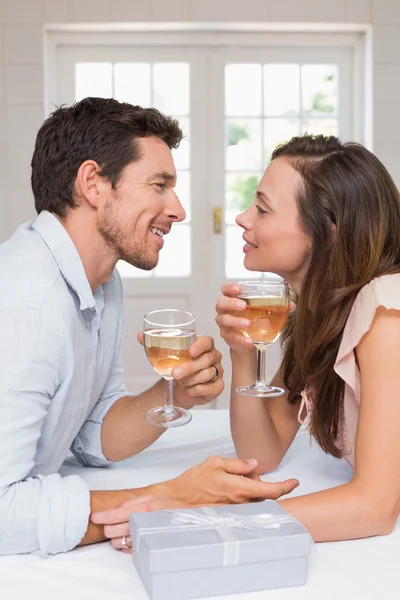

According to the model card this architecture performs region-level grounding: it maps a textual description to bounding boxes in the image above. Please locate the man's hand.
[163,456,299,505]
[91,456,299,552]
[138,332,224,408]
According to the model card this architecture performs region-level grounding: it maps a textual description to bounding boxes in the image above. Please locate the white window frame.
[44,23,372,148]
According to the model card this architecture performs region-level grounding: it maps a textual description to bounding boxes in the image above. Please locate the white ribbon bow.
[171,510,288,531]
[135,507,296,567]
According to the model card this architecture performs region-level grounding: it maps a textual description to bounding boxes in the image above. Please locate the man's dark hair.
[31,97,183,218]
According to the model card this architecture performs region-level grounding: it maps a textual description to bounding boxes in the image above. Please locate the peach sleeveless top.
[297,274,400,468]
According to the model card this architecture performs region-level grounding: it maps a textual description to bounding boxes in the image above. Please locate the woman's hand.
[215,283,254,354]
[91,495,186,554]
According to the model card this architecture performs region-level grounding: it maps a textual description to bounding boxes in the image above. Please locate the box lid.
[130,500,312,574]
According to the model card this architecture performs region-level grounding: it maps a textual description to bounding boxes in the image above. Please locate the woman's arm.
[230,349,301,474]
[216,284,300,475]
[279,306,400,541]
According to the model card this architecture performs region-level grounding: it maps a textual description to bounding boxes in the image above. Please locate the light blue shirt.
[0,211,132,556]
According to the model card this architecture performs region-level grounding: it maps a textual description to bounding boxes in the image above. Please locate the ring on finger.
[121,535,132,549]
[208,365,219,382]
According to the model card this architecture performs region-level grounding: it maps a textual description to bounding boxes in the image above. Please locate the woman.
[216,134,400,541]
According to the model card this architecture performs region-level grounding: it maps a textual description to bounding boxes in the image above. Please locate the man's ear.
[75,160,104,209]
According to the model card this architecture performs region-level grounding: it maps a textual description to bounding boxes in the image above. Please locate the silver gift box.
[129,501,312,600]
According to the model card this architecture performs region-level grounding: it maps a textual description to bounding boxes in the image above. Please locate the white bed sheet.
[1,410,398,600]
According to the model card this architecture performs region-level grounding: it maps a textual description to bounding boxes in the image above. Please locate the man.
[0,98,297,556]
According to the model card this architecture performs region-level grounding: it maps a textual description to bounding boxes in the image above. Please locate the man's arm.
[100,379,167,461]
[97,335,224,462]
[0,307,91,556]
[70,323,168,466]
[73,266,224,465]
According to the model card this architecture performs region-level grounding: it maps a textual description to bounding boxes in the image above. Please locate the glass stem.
[255,345,268,389]
[163,378,175,414]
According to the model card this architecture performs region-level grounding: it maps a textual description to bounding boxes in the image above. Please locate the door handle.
[213,206,223,234]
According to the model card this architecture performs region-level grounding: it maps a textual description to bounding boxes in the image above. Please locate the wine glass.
[234,278,290,397]
[143,309,196,428]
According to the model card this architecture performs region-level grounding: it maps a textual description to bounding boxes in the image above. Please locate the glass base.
[236,384,285,398]
[145,406,192,428]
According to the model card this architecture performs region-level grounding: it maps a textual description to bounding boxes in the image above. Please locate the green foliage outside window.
[231,175,259,211]
[227,72,334,212]
[227,122,249,146]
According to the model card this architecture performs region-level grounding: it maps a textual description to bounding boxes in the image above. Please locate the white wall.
[0,0,398,242]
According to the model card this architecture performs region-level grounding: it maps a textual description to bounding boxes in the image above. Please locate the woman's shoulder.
[335,273,400,369]
[354,273,400,310]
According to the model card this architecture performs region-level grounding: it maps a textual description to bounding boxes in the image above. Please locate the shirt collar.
[31,210,97,312]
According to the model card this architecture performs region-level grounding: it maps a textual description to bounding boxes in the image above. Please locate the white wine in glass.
[144,309,195,427]
[234,279,290,397]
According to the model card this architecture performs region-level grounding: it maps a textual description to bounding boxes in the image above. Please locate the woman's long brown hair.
[272,135,400,457]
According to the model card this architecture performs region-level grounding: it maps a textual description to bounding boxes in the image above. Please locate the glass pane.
[172,118,190,170]
[301,65,338,116]
[301,119,338,136]
[75,63,112,100]
[114,63,151,106]
[154,225,191,277]
[117,260,153,279]
[225,172,261,225]
[175,170,191,222]
[226,225,261,279]
[226,119,262,171]
[264,119,300,163]
[264,64,300,116]
[153,63,190,115]
[225,64,262,116]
